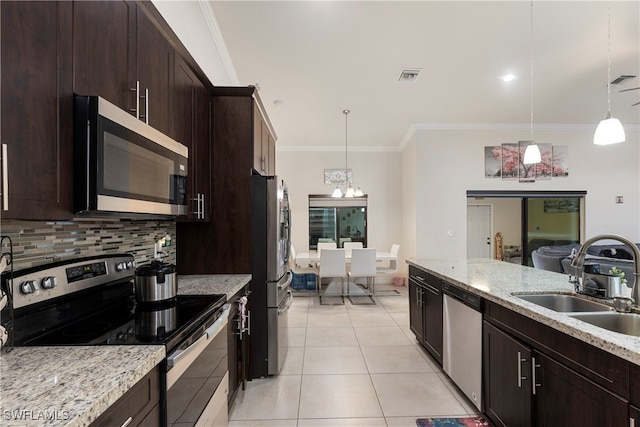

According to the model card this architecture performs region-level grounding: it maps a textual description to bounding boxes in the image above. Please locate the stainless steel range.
[0,254,228,426]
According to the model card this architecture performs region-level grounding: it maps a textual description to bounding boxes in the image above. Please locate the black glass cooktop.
[18,294,226,351]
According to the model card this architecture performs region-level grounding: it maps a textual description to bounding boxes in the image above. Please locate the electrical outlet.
[616,196,624,204]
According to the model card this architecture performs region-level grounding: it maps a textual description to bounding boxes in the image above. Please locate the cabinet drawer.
[90,365,161,427]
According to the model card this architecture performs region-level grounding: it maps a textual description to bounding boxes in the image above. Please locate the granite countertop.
[0,345,165,427]
[178,274,251,299]
[408,258,640,366]
[0,274,250,427]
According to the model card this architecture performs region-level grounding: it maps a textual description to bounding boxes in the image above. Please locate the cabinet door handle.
[1,144,8,211]
[517,351,527,388]
[532,357,541,395]
[631,417,636,427]
[129,80,140,119]
[200,193,205,219]
[145,88,149,124]
[120,417,133,427]
[139,88,149,124]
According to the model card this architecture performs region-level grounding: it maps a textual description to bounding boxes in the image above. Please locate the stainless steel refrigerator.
[250,174,293,377]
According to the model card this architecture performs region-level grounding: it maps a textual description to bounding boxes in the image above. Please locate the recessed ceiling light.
[273,100,285,108]
[502,74,516,82]
[398,68,422,83]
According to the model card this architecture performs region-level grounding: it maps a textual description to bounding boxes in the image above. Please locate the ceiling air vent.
[398,68,422,83]
[611,75,636,85]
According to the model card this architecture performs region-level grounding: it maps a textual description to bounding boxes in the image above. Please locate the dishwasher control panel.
[442,281,482,310]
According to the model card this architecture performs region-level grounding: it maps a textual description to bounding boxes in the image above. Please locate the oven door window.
[98,117,187,206]
[166,323,228,425]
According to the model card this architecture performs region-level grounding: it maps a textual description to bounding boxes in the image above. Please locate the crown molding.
[198,1,240,85]
[276,145,400,153]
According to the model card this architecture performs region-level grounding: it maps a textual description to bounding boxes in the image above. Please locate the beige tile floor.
[229,284,480,427]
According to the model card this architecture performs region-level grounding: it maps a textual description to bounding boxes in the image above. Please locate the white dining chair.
[317,242,337,255]
[289,243,316,274]
[343,241,363,257]
[378,243,400,274]
[348,248,377,304]
[318,248,346,305]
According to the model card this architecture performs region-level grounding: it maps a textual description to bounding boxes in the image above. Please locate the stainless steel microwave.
[74,95,188,217]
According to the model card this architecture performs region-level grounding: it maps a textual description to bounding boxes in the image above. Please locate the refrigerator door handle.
[278,271,293,290]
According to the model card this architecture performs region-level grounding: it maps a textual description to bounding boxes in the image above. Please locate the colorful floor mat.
[416,416,491,427]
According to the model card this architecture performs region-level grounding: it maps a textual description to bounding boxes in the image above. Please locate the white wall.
[407,126,640,260]
[276,149,403,267]
[152,1,237,85]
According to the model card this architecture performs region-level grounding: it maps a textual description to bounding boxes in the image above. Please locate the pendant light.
[594,2,625,145]
[522,0,541,165]
[332,109,363,198]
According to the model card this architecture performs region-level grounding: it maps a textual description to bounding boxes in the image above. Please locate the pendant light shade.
[594,3,625,145]
[523,142,542,164]
[331,184,343,198]
[594,114,626,145]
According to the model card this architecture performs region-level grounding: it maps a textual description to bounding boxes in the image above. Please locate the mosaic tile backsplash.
[0,218,176,271]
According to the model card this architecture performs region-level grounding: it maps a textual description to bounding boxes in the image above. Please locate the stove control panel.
[4,254,135,309]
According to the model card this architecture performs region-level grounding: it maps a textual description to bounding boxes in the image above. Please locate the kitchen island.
[408,258,640,363]
[409,258,640,426]
[0,274,250,427]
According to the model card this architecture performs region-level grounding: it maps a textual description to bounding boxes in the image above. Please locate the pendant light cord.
[343,109,349,183]
[607,1,612,116]
[530,0,534,143]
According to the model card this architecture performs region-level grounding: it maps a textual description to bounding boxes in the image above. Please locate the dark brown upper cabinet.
[0,1,74,220]
[72,1,174,135]
[174,56,210,222]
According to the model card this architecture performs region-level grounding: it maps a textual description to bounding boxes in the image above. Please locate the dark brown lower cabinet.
[483,321,532,427]
[484,301,631,427]
[90,364,160,427]
[533,352,627,427]
[408,266,442,365]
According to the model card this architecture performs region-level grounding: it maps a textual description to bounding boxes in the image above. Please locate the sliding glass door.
[308,196,368,249]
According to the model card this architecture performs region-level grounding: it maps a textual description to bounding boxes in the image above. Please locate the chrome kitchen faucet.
[570,234,640,308]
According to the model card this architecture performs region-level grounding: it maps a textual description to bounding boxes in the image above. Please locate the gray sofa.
[532,243,638,286]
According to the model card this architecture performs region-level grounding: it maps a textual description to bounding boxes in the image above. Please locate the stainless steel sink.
[515,294,614,312]
[567,312,640,336]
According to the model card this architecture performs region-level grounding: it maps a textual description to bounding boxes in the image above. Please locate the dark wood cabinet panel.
[423,274,442,363]
[408,277,424,343]
[483,321,533,427]
[0,1,73,219]
[135,4,173,137]
[407,266,442,364]
[173,56,210,222]
[72,1,135,112]
[90,364,161,427]
[533,351,627,427]
[177,87,261,274]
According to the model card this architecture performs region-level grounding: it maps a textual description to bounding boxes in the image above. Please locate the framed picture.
[324,169,352,184]
[501,143,519,180]
[484,146,501,178]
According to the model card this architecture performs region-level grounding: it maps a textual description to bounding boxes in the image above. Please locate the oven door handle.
[167,304,229,372]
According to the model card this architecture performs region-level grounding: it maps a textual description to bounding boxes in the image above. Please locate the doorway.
[467,190,585,265]
[467,205,492,258]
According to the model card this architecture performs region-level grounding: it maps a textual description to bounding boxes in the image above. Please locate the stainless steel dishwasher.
[442,281,483,411]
